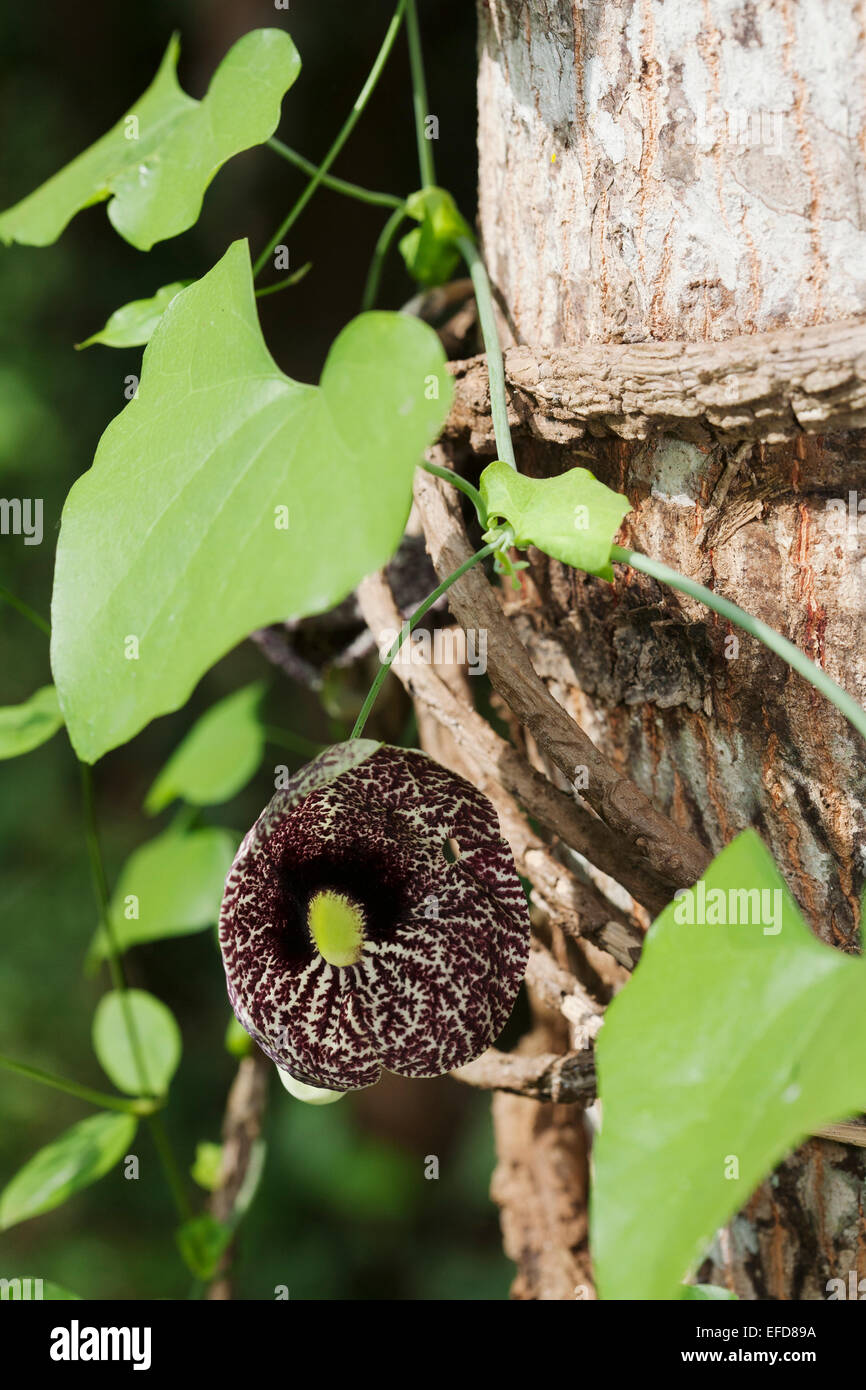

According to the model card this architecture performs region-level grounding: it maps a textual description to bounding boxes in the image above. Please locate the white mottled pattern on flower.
[219,742,530,1090]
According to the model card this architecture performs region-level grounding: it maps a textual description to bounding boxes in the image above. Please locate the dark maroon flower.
[218,740,530,1092]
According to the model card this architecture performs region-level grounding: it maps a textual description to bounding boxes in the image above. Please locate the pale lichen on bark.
[477,0,866,344]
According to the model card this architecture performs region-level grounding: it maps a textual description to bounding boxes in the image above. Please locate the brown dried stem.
[453,1046,596,1104]
[445,316,866,450]
[206,1048,271,1301]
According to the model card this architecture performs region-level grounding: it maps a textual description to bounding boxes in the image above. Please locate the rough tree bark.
[443,0,866,1299]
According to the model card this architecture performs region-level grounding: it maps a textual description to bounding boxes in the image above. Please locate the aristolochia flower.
[218,740,530,1092]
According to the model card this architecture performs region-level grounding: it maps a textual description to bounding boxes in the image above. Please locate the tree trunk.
[464,0,866,1299]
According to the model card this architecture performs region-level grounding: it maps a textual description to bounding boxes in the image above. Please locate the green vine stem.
[419,459,487,525]
[456,234,517,471]
[255,262,312,300]
[0,1052,160,1117]
[612,544,866,744]
[80,766,142,1043]
[350,540,497,740]
[148,1112,194,1223]
[0,588,192,1209]
[264,726,328,759]
[266,138,403,209]
[406,0,436,188]
[362,203,409,311]
[0,583,50,636]
[80,762,193,1222]
[253,0,407,279]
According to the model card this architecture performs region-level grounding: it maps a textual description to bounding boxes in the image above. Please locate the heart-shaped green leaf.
[92,989,182,1097]
[593,830,866,1299]
[0,686,63,759]
[0,30,300,250]
[0,1112,136,1230]
[480,460,631,580]
[51,239,452,761]
[78,281,191,350]
[90,824,237,959]
[145,682,265,813]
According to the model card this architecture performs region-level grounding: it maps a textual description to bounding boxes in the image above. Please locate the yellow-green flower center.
[307,889,365,967]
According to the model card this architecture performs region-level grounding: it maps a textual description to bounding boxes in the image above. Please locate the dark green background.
[0,0,512,1299]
